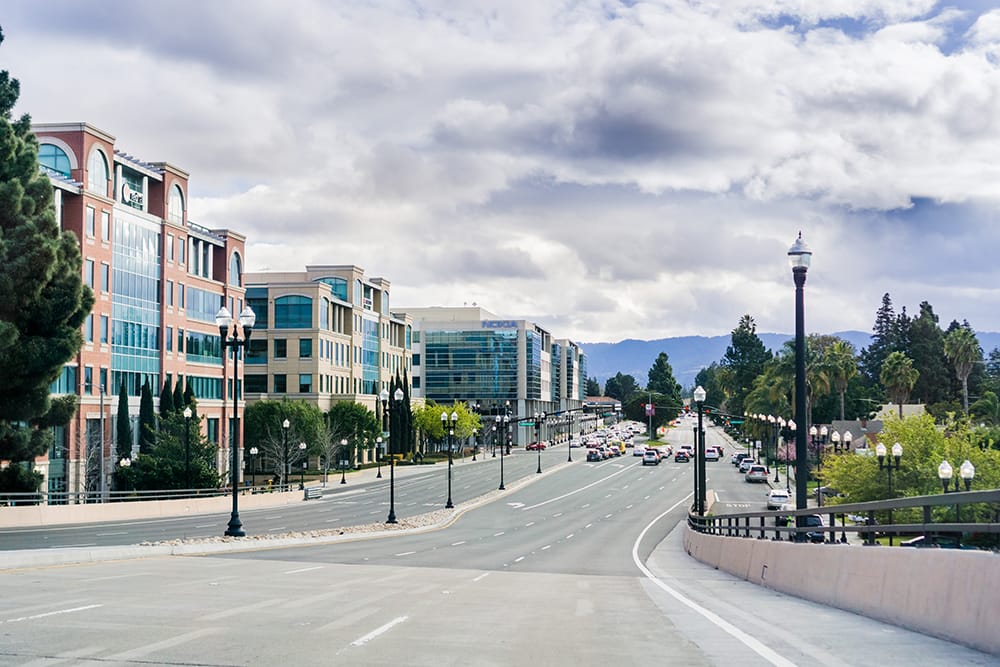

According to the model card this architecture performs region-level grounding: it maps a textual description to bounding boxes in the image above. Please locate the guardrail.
[688,489,1000,547]
[0,484,302,507]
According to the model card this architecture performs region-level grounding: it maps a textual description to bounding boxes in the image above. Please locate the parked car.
[812,486,840,499]
[526,441,547,451]
[674,451,690,463]
[738,458,757,473]
[745,464,769,483]
[766,489,790,510]
[642,450,660,466]
[732,452,751,466]
[776,512,826,542]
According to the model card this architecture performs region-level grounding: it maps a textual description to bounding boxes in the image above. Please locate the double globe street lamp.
[788,232,812,527]
[386,387,404,524]
[216,305,256,538]
[441,410,457,508]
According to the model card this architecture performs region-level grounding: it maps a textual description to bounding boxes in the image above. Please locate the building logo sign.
[121,182,143,208]
[483,320,517,329]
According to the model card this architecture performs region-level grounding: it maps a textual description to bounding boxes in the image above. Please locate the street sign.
[519,420,534,427]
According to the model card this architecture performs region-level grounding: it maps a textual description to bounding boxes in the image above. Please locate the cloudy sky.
[4,1,1000,343]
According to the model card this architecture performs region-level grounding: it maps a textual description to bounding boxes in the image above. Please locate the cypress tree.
[172,379,184,414]
[159,378,174,415]
[116,380,132,460]
[183,381,196,416]
[138,379,155,455]
[401,369,412,455]
[0,29,94,468]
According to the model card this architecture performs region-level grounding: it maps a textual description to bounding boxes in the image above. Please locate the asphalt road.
[0,428,995,666]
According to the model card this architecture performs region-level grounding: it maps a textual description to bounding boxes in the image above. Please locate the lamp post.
[386,387,403,524]
[249,446,258,488]
[183,406,192,491]
[788,232,812,537]
[831,430,841,453]
[960,459,975,491]
[441,411,456,508]
[216,305,255,537]
[693,385,706,516]
[774,418,784,484]
[375,436,384,478]
[876,441,903,545]
[118,457,131,493]
[843,430,852,453]
[496,412,509,490]
[567,413,574,463]
[282,418,290,490]
[534,412,546,474]
[786,419,795,492]
[379,388,389,478]
[298,442,307,489]
[340,438,348,484]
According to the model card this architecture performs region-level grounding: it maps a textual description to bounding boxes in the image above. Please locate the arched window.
[168,184,185,225]
[314,277,348,301]
[38,143,71,177]
[274,295,313,329]
[87,148,109,196]
[229,252,242,287]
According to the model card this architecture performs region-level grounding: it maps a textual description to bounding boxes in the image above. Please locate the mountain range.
[579,331,1000,390]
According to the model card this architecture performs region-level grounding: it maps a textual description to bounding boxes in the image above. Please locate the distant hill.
[581,330,1000,389]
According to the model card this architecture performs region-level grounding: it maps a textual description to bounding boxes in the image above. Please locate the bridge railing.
[688,489,1000,547]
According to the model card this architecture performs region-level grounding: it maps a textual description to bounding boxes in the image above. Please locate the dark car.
[586,448,602,462]
[674,451,690,462]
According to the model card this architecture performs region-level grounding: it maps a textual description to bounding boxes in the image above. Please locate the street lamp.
[216,305,255,537]
[340,438,348,484]
[249,446,258,488]
[876,441,903,545]
[534,412,547,474]
[183,406,192,491]
[774,417,785,484]
[379,388,389,478]
[960,459,975,491]
[118,457,131,493]
[831,430,841,452]
[375,436,384,479]
[282,418,290,490]
[843,430,852,452]
[298,442,307,489]
[788,231,812,535]
[693,385,706,516]
[441,410,456,508]
[785,419,796,492]
[386,386,404,524]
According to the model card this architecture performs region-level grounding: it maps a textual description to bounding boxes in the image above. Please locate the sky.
[4,1,1000,344]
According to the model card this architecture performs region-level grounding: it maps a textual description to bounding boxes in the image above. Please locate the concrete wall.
[0,490,303,528]
[684,527,1000,656]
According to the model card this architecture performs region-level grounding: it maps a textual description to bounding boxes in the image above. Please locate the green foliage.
[244,398,330,481]
[604,372,639,402]
[694,363,726,415]
[647,352,682,404]
[943,324,982,413]
[721,314,772,416]
[970,391,1000,426]
[117,411,222,491]
[138,380,155,455]
[880,351,919,418]
[159,379,174,415]
[586,377,602,396]
[172,379,185,414]
[0,463,43,494]
[116,380,132,460]
[0,30,93,463]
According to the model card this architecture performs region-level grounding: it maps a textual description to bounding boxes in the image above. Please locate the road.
[0,427,994,666]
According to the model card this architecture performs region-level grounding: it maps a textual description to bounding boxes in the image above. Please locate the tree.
[970,390,1000,426]
[138,380,156,455]
[0,28,93,473]
[694,363,726,416]
[944,324,982,413]
[604,372,639,402]
[647,352,681,402]
[172,379,184,414]
[116,380,132,461]
[159,379,174,415]
[585,377,601,396]
[182,381,195,413]
[907,302,952,407]
[721,314,772,417]
[117,410,222,491]
[244,399,328,485]
[825,339,858,421]
[859,293,909,392]
[880,351,919,419]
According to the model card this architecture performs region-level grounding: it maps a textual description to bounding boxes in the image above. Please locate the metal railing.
[689,489,1000,547]
[0,484,301,507]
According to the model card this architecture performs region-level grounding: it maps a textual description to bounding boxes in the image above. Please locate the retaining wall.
[684,527,1000,656]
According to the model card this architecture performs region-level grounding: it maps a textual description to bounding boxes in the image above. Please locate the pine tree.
[722,314,772,416]
[182,381,196,416]
[860,293,902,389]
[159,379,174,415]
[907,302,951,407]
[138,380,156,455]
[172,379,184,414]
[116,380,132,461]
[0,29,94,469]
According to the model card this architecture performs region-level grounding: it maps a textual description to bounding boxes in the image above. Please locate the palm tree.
[826,340,858,420]
[970,390,1000,426]
[880,351,919,419]
[943,326,982,413]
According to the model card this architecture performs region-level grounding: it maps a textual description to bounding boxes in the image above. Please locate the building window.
[168,183,185,225]
[167,234,175,261]
[38,143,71,177]
[101,210,110,242]
[413,376,421,389]
[229,252,242,287]
[84,366,94,394]
[87,149,108,195]
[274,295,313,329]
[274,374,287,393]
[177,328,184,353]
[100,367,108,393]
[299,374,312,393]
[166,280,174,306]
[274,339,287,358]
[246,339,267,364]
[84,314,93,342]
[166,326,173,352]
[86,207,96,237]
[245,374,267,393]
[84,259,95,288]
[100,315,108,344]
[412,353,420,366]
[177,237,185,264]
[299,338,312,359]
[178,283,185,309]
[101,263,110,292]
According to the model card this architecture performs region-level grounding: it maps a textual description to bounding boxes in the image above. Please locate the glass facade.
[186,287,222,323]
[551,342,562,402]
[274,295,313,328]
[185,331,223,365]
[316,277,348,302]
[525,330,541,400]
[111,212,160,396]
[39,143,71,177]
[423,328,518,402]
[246,289,268,329]
[361,316,379,394]
[187,375,223,400]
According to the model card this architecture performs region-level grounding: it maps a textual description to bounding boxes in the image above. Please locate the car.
[569,439,584,448]
[526,441,547,451]
[766,489,790,510]
[704,448,720,462]
[812,486,841,499]
[586,448,602,462]
[732,452,751,466]
[745,464,769,483]
[776,512,826,541]
[738,458,756,473]
[642,450,660,466]
[674,451,690,462]
[633,444,646,456]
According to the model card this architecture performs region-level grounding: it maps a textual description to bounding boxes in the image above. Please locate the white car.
[738,458,756,473]
[633,444,646,456]
[745,464,769,483]
[642,450,660,466]
[766,489,790,510]
[704,447,720,461]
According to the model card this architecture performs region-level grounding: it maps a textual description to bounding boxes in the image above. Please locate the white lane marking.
[521,464,634,511]
[267,527,288,532]
[2,604,103,624]
[451,541,466,546]
[604,514,613,519]
[195,524,214,528]
[585,523,593,528]
[552,512,563,517]
[644,495,651,500]
[631,496,796,667]
[96,531,127,536]
[395,551,416,556]
[541,545,551,550]
[473,573,490,582]
[493,531,505,537]
[566,534,574,539]
[284,566,324,575]
[525,522,535,527]
[626,504,634,509]
[350,616,409,647]
[659,486,665,490]
[507,502,525,508]
[514,556,525,562]
[581,503,590,508]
